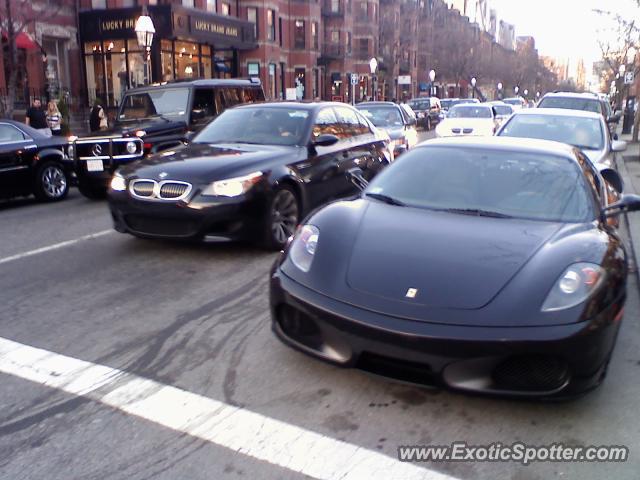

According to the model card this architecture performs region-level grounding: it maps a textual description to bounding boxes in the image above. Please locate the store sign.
[398,75,411,85]
[193,19,239,38]
[101,18,136,33]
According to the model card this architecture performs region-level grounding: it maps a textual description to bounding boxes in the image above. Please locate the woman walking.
[46,101,63,136]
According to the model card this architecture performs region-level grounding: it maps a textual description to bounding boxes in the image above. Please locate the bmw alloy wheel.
[270,189,299,247]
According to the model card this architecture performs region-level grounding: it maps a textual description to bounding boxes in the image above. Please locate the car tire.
[78,181,107,200]
[261,186,300,250]
[33,161,69,202]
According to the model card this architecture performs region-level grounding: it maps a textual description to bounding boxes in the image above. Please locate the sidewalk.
[615,129,640,282]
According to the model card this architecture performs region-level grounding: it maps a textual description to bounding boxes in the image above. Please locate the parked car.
[537,92,620,129]
[0,119,74,201]
[270,136,636,399]
[496,108,626,169]
[486,101,514,126]
[108,102,392,249]
[435,104,498,138]
[356,101,418,157]
[71,79,264,199]
[502,97,527,110]
[406,97,442,131]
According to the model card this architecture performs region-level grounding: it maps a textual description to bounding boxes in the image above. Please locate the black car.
[270,136,639,399]
[356,102,418,157]
[71,79,264,199]
[108,102,392,249]
[406,97,442,130]
[0,120,74,201]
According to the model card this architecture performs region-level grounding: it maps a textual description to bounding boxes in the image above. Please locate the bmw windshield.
[365,146,597,222]
[193,107,310,146]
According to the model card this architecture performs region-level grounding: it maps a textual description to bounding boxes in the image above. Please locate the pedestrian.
[89,99,108,132]
[46,100,63,136]
[25,98,50,135]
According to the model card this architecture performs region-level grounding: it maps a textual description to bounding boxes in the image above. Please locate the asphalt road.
[1,129,640,480]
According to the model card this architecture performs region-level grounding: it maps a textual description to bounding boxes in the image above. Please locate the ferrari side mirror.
[603,194,640,217]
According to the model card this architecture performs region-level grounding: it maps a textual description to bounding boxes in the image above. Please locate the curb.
[615,150,640,288]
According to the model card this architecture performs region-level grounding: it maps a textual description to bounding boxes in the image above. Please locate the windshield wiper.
[365,192,406,206]
[443,208,513,218]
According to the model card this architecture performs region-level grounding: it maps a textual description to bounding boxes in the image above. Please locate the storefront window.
[103,40,127,106]
[175,40,200,80]
[295,68,306,100]
[161,40,174,82]
[42,37,70,98]
[127,39,147,89]
[269,63,276,99]
[201,45,212,79]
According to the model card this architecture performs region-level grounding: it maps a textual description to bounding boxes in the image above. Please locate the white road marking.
[0,230,114,266]
[0,337,459,480]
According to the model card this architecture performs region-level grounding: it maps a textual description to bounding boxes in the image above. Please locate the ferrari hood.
[345,202,563,311]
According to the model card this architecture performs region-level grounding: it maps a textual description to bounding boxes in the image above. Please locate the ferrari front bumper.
[270,269,625,399]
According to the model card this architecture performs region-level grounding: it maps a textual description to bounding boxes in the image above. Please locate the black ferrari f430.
[270,136,640,399]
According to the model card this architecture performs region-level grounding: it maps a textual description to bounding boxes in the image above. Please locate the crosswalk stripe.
[0,337,459,480]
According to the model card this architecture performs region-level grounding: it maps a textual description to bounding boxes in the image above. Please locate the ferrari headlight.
[541,263,605,312]
[201,171,262,197]
[289,225,319,272]
[110,171,126,191]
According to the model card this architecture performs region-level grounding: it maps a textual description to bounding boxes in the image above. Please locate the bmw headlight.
[541,263,605,312]
[126,141,138,154]
[201,171,263,197]
[110,171,126,191]
[289,225,319,272]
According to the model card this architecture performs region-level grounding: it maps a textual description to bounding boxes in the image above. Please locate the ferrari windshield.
[365,146,597,222]
[357,106,404,127]
[119,88,189,121]
[446,105,493,118]
[499,114,605,150]
[193,106,310,146]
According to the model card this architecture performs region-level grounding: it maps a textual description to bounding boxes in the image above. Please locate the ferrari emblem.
[405,288,418,298]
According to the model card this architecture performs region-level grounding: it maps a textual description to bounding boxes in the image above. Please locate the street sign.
[350,73,358,86]
[398,75,411,85]
[624,72,635,85]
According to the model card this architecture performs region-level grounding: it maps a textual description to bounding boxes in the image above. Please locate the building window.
[247,8,258,39]
[360,1,368,16]
[182,0,194,7]
[267,10,276,41]
[42,37,70,99]
[248,62,260,78]
[206,0,215,12]
[312,22,318,50]
[91,0,106,7]
[359,38,367,55]
[279,17,283,46]
[269,63,276,99]
[331,0,340,13]
[346,32,352,54]
[221,3,230,15]
[331,30,339,44]
[294,20,305,49]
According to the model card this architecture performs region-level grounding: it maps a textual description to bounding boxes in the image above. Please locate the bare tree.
[595,8,640,140]
[0,0,63,117]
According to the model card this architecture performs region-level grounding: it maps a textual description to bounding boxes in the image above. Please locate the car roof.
[513,108,603,120]
[541,91,600,100]
[450,103,492,109]
[233,101,348,112]
[356,101,399,107]
[416,135,579,159]
[124,78,262,94]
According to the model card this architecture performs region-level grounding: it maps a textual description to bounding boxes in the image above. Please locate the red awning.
[1,31,39,50]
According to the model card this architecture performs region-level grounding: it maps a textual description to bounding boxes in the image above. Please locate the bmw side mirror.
[312,134,339,148]
[603,194,640,217]
[599,167,624,194]
[611,140,627,153]
[183,131,196,144]
[346,167,368,191]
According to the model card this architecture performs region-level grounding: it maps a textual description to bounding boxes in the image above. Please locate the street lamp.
[497,82,503,100]
[369,57,378,101]
[524,89,529,97]
[470,77,477,99]
[135,13,155,85]
[514,86,519,95]
[429,69,436,96]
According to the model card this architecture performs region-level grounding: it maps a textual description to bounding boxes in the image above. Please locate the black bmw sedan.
[0,119,74,201]
[108,102,392,249]
[270,136,640,399]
